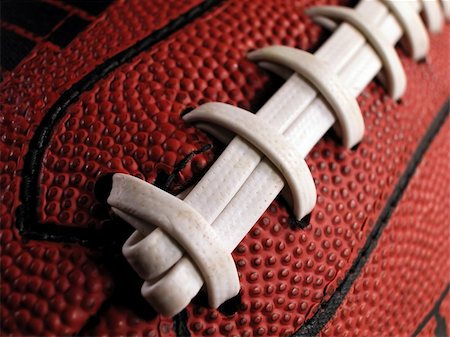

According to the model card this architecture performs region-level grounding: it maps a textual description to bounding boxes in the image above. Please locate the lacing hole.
[217,292,243,316]
[289,213,311,230]
[94,173,114,203]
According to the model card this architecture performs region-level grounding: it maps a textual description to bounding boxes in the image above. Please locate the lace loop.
[379,0,430,60]
[306,5,407,100]
[110,174,240,309]
[184,102,317,220]
[102,0,446,316]
[421,0,445,33]
[248,46,364,148]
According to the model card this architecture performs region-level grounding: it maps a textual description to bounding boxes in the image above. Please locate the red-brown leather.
[1,0,449,336]
[1,0,203,335]
[319,118,450,337]
[184,26,450,337]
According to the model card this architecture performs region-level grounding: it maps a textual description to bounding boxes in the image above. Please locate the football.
[1,0,449,336]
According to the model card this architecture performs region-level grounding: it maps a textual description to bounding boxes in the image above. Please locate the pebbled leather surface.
[319,117,450,337]
[184,26,450,336]
[0,238,113,336]
[1,0,203,80]
[0,0,449,336]
[0,0,205,335]
[32,0,331,233]
[0,0,338,335]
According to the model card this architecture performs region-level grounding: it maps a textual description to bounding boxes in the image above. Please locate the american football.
[1,0,449,336]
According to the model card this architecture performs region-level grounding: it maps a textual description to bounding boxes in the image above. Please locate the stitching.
[292,99,449,337]
[161,143,213,191]
[15,0,223,247]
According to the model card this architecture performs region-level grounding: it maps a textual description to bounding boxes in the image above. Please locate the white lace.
[105,0,448,316]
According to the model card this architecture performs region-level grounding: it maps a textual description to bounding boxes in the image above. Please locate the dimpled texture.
[1,0,207,229]
[185,27,450,336]
[0,1,449,337]
[319,117,450,337]
[34,0,335,231]
[0,0,205,336]
[1,0,203,79]
[0,0,338,335]
[0,237,113,336]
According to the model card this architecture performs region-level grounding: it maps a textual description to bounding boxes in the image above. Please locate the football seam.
[291,99,450,337]
[8,1,447,334]
[412,284,450,337]
[15,0,223,246]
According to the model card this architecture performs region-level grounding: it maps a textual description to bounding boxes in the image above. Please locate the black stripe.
[434,307,448,337]
[16,0,222,247]
[412,284,449,337]
[159,144,213,191]
[293,99,450,337]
